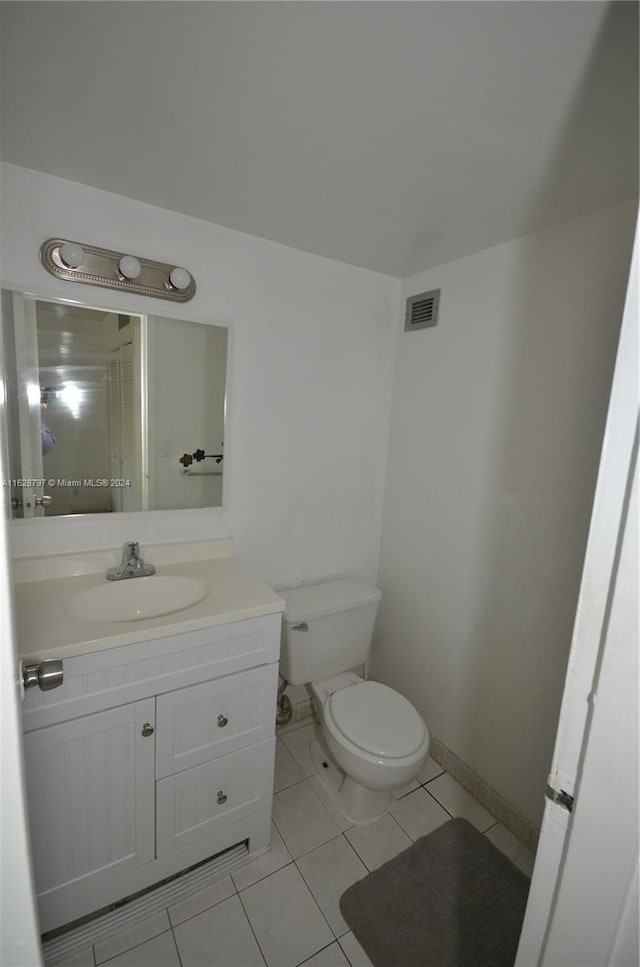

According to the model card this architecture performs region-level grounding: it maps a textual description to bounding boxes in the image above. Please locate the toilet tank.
[279,579,382,686]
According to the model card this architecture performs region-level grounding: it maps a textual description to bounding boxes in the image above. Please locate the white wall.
[149,316,227,511]
[372,201,637,827]
[0,163,399,588]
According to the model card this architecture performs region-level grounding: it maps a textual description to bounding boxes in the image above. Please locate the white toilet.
[280,578,430,824]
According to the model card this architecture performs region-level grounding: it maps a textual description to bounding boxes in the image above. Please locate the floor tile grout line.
[338,935,357,967]
[293,834,350,940]
[423,784,456,820]
[423,772,500,827]
[342,830,377,875]
[276,716,314,737]
[289,829,346,862]
[424,780,501,832]
[421,770,445,785]
[386,810,418,843]
[273,772,309,794]
[167,916,184,967]
[292,864,341,945]
[95,923,172,966]
[235,883,270,967]
[295,937,346,966]
[234,857,296,897]
[272,778,343,859]
[165,876,239,931]
[294,832,369,941]
[231,846,295,892]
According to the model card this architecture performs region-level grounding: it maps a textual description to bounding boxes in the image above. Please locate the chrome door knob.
[217,714,228,727]
[217,791,227,805]
[22,659,63,692]
[141,723,154,737]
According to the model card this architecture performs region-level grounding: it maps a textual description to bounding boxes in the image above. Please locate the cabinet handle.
[217,790,227,805]
[141,723,154,737]
[217,714,228,728]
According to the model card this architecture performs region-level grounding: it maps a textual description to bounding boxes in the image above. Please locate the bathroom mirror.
[1,289,228,518]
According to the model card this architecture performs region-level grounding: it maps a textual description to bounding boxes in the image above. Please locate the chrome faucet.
[106,542,156,581]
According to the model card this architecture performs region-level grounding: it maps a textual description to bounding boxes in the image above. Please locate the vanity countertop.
[14,541,284,661]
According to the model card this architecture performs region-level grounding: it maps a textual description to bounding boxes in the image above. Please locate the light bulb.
[59,242,85,269]
[169,266,191,290]
[118,255,141,279]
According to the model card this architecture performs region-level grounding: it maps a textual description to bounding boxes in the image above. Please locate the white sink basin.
[65,576,209,623]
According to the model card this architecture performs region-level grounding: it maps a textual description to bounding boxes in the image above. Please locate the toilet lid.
[326,681,426,758]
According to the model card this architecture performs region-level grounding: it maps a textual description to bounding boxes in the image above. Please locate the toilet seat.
[324,681,427,759]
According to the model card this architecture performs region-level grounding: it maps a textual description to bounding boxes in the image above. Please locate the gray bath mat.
[339,818,530,967]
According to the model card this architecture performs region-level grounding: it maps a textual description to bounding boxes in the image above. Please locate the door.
[0,291,42,964]
[516,220,639,964]
[23,698,156,933]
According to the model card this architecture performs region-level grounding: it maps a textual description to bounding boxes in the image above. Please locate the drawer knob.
[217,790,227,805]
[217,714,228,727]
[141,723,154,737]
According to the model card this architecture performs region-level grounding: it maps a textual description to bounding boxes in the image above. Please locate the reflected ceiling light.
[59,242,85,269]
[118,255,142,280]
[169,267,191,291]
[60,382,82,420]
[40,239,196,303]
[27,382,41,409]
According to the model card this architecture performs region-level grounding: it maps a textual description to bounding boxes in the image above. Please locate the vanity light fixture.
[169,266,191,291]
[40,238,196,302]
[59,242,86,269]
[118,255,142,280]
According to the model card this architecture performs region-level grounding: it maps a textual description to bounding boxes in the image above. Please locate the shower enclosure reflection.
[1,290,228,518]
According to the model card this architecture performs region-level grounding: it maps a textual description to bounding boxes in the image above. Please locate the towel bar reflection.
[182,469,222,476]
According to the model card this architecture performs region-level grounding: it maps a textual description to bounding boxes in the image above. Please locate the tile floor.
[46,719,536,967]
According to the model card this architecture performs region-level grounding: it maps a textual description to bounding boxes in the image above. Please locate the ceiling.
[0,2,637,278]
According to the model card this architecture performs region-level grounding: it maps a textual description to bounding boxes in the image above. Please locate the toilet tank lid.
[281,579,381,622]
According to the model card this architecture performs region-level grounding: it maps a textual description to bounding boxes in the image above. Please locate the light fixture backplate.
[40,238,196,302]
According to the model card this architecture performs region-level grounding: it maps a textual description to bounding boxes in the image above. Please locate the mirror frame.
[2,285,233,539]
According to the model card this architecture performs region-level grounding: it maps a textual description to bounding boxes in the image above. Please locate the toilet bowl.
[321,678,429,790]
[279,579,430,824]
[309,673,430,822]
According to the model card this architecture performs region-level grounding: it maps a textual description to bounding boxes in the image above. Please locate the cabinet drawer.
[156,738,275,857]
[155,664,279,779]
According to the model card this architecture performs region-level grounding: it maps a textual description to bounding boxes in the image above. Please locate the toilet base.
[309,738,394,825]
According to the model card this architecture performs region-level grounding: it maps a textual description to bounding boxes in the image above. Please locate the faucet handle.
[124,541,139,559]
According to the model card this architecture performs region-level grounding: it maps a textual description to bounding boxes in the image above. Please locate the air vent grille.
[404,288,440,332]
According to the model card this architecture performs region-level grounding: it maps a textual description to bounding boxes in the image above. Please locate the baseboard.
[430,737,540,853]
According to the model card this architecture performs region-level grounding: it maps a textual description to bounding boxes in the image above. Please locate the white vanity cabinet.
[21,612,281,933]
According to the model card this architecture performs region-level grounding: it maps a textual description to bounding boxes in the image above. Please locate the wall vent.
[404,288,440,332]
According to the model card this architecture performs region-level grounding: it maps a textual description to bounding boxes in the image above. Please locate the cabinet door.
[24,698,155,923]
